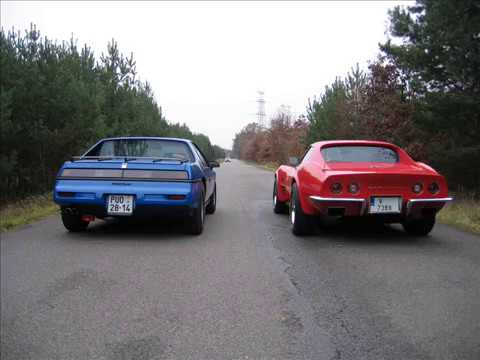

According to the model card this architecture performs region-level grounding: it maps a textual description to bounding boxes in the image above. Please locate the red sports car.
[273,140,453,236]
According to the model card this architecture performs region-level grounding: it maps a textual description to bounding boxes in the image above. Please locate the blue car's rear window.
[321,146,399,163]
[87,139,194,162]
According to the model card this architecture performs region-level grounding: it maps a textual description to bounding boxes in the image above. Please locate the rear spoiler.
[70,156,188,163]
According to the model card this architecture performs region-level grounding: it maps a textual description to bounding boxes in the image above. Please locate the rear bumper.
[309,195,453,218]
[405,197,453,217]
[54,179,202,217]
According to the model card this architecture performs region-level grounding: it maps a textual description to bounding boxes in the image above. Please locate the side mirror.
[288,157,299,166]
[209,160,220,168]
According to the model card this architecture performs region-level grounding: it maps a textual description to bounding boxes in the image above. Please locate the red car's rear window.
[321,146,399,163]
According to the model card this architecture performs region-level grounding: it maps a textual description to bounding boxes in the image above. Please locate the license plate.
[369,197,401,214]
[107,195,134,215]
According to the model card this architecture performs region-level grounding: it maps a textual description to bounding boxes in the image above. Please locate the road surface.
[1,160,480,360]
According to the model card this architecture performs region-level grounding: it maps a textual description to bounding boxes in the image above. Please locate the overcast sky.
[1,1,410,149]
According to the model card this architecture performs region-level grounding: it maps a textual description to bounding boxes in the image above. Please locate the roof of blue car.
[100,136,192,143]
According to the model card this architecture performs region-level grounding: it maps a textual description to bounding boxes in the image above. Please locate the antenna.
[256,90,266,128]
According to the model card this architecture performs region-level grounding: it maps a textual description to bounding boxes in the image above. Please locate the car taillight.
[428,182,440,194]
[412,183,423,194]
[61,168,122,178]
[60,168,188,180]
[330,182,342,194]
[58,192,75,197]
[167,195,186,200]
[348,183,359,194]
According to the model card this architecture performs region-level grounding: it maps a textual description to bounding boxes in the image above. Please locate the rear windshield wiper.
[152,157,188,163]
[71,156,118,162]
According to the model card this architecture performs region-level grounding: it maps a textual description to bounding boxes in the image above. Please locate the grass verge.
[245,160,277,172]
[0,193,58,232]
[437,198,480,235]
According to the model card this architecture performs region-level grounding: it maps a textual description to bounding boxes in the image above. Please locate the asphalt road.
[1,160,480,360]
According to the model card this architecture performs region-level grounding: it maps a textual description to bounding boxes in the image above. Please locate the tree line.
[0,25,225,201]
[233,0,479,191]
[232,110,308,165]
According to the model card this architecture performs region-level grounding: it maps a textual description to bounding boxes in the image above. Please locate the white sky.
[1,1,410,149]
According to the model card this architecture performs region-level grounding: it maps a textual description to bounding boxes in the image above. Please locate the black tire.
[402,215,436,236]
[189,188,205,235]
[206,185,216,214]
[273,178,288,214]
[290,183,313,236]
[61,209,88,232]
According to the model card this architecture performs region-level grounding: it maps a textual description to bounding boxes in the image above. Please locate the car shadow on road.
[304,218,445,248]
[66,217,199,242]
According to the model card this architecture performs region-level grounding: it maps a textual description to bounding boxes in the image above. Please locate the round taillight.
[428,182,440,194]
[330,182,342,194]
[412,183,423,194]
[348,183,359,194]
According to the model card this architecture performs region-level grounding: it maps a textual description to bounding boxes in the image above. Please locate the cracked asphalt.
[1,160,480,359]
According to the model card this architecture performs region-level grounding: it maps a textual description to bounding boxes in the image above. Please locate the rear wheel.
[189,188,205,235]
[290,183,313,236]
[61,208,88,232]
[402,215,436,236]
[273,178,288,214]
[206,185,216,214]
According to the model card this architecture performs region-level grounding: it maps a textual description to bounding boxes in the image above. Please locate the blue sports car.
[54,137,219,235]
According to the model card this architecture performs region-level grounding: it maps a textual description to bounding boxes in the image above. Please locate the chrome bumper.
[309,196,367,214]
[309,196,453,216]
[309,196,365,203]
[406,197,453,215]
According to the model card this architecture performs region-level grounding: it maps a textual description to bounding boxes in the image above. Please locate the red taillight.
[81,215,95,222]
[330,183,342,194]
[412,183,423,194]
[167,195,186,200]
[58,192,75,197]
[348,183,359,194]
[428,182,440,194]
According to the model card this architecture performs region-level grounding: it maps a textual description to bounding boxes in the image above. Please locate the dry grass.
[0,193,58,232]
[260,162,279,172]
[437,197,480,235]
[245,160,277,172]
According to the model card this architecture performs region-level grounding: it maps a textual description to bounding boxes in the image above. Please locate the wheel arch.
[275,169,290,203]
[291,173,316,216]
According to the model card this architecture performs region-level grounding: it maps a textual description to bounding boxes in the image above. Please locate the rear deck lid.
[323,161,430,175]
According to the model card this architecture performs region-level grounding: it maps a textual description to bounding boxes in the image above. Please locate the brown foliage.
[232,111,308,165]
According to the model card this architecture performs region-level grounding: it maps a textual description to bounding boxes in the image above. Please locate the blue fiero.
[54,137,219,235]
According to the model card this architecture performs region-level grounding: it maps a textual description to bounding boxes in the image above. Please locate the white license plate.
[369,197,401,214]
[107,195,134,215]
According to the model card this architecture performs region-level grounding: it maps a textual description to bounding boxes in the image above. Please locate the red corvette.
[273,140,453,236]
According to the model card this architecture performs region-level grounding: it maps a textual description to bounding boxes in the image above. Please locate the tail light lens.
[428,182,440,194]
[60,168,188,180]
[412,183,423,194]
[124,170,188,180]
[330,182,342,194]
[348,183,359,194]
[58,192,75,197]
[167,195,186,200]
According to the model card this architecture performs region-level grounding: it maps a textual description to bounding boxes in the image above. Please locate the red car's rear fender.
[294,165,325,215]
[275,166,296,203]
